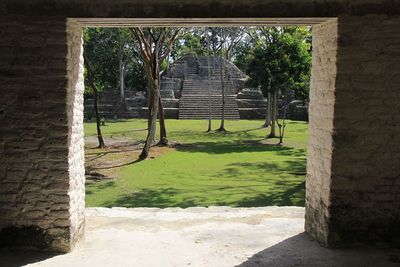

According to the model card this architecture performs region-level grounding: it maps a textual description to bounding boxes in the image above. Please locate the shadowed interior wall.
[306,15,400,246]
[0,17,85,252]
[329,15,400,245]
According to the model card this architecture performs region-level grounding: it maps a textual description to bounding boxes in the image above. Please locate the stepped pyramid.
[84,55,268,120]
[161,55,248,120]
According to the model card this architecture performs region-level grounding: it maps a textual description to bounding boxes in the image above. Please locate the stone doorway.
[1,10,399,255]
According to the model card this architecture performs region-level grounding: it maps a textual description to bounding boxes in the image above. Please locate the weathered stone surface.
[306,15,400,246]
[327,15,400,245]
[0,17,85,252]
[160,89,175,99]
[1,0,400,253]
[162,99,179,109]
[236,88,264,100]
[305,18,339,246]
[288,100,308,121]
[2,0,400,18]
[238,108,266,119]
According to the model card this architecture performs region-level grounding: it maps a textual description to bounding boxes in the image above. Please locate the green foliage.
[83,28,147,95]
[170,28,209,60]
[235,27,312,101]
[85,119,308,208]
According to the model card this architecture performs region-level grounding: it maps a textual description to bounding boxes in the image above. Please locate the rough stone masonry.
[0,17,85,252]
[0,0,400,252]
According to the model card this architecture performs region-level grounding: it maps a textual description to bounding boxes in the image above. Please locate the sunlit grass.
[85,119,308,208]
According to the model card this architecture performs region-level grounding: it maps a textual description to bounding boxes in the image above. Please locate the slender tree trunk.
[83,53,105,148]
[264,91,271,127]
[93,86,105,148]
[140,80,159,160]
[119,62,125,108]
[269,90,277,138]
[158,96,168,146]
[278,106,286,144]
[118,45,126,110]
[217,57,226,132]
[147,83,153,130]
[207,54,212,132]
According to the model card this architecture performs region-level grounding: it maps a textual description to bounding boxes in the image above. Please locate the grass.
[84,119,308,208]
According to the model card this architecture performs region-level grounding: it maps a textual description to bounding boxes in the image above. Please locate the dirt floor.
[1,207,399,267]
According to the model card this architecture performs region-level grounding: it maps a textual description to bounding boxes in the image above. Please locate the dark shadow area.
[235,181,305,207]
[99,188,187,208]
[236,233,400,267]
[223,160,306,175]
[96,177,305,208]
[0,249,61,267]
[175,141,305,155]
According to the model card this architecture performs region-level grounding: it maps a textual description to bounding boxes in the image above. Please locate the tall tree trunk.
[207,54,212,132]
[269,90,277,138]
[118,45,126,111]
[83,53,105,148]
[217,57,226,132]
[147,82,153,130]
[93,86,105,148]
[158,96,168,146]
[140,80,159,160]
[264,91,272,127]
[119,61,125,108]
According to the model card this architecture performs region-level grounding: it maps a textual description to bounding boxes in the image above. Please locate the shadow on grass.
[223,159,307,176]
[236,181,305,207]
[98,188,189,208]
[93,179,305,208]
[86,181,116,196]
[175,140,306,157]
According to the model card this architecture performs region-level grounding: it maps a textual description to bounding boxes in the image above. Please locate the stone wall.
[329,15,400,245]
[66,19,85,251]
[1,0,400,253]
[0,17,84,252]
[2,0,400,18]
[306,15,400,246]
[305,18,338,246]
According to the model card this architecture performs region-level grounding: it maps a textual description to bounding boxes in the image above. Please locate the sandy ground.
[1,207,399,267]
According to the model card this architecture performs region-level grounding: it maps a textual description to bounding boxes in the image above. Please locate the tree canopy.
[83,28,147,95]
[83,26,312,101]
[235,27,312,101]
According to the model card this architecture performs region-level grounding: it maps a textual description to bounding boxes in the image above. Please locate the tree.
[83,52,105,148]
[83,28,147,99]
[202,27,244,132]
[243,27,311,138]
[130,27,181,159]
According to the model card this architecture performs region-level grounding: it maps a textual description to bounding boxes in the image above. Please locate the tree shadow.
[99,188,184,208]
[86,181,116,196]
[235,181,305,207]
[223,159,307,176]
[93,176,305,208]
[236,233,400,267]
[175,141,304,155]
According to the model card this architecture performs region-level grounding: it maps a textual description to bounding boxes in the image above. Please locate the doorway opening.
[81,23,313,209]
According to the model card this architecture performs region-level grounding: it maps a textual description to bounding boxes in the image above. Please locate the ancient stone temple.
[160,54,267,120]
[84,54,269,120]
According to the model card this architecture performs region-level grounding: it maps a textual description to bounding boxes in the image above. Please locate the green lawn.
[84,119,308,208]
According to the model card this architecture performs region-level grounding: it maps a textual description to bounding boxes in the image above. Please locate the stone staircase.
[179,78,240,120]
